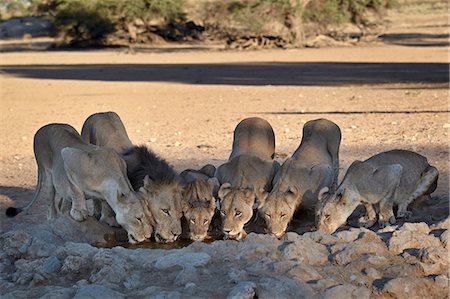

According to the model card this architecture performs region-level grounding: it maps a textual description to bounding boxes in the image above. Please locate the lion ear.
[218,183,232,200]
[318,186,329,202]
[254,187,268,209]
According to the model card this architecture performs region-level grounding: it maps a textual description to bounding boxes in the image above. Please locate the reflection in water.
[100,231,220,249]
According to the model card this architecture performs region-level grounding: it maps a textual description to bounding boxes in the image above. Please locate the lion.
[124,146,183,243]
[81,111,133,152]
[180,169,218,241]
[81,112,183,243]
[316,150,439,234]
[215,117,280,240]
[259,118,341,238]
[5,123,152,244]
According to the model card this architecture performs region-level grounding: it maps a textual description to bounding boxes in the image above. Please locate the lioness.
[5,124,152,244]
[259,118,341,238]
[81,111,133,152]
[215,117,280,240]
[81,112,183,243]
[316,150,439,233]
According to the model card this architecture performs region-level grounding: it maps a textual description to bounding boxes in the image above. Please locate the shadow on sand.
[1,61,449,86]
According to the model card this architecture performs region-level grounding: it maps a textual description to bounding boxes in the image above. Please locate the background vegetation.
[1,0,400,47]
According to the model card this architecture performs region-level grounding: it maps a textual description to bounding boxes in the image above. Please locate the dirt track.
[1,6,449,233]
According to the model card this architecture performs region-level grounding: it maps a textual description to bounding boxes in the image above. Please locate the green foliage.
[29,0,186,44]
[52,0,115,43]
[104,0,185,24]
[203,0,302,36]
[303,0,396,29]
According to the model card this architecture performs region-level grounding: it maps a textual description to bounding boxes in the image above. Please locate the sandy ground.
[0,5,449,234]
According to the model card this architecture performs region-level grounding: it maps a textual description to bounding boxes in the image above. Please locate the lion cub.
[180,166,219,241]
[316,150,439,233]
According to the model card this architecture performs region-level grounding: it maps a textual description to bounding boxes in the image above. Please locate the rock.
[362,267,382,280]
[434,274,449,288]
[154,252,211,270]
[287,264,322,282]
[174,267,202,286]
[228,268,248,283]
[38,287,73,299]
[382,277,448,299]
[431,217,449,230]
[56,242,98,260]
[1,230,32,257]
[365,254,389,266]
[41,256,61,273]
[279,234,329,265]
[227,281,257,299]
[307,278,338,291]
[270,260,298,274]
[440,230,448,247]
[331,232,389,265]
[73,284,125,299]
[389,223,442,254]
[322,284,370,299]
[256,277,315,299]
[136,286,182,299]
[302,230,338,246]
[61,256,90,273]
[334,228,365,243]
[417,246,448,275]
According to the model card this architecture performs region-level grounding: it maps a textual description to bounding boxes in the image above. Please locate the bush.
[32,0,186,45]
[303,0,397,34]
[201,0,303,45]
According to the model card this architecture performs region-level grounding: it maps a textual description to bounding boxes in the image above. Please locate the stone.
[279,234,329,266]
[431,217,450,230]
[362,268,382,280]
[434,274,449,288]
[287,264,322,282]
[382,277,448,299]
[174,267,201,286]
[38,287,73,299]
[228,268,248,284]
[417,246,448,275]
[322,284,370,299]
[389,223,442,254]
[256,277,315,298]
[1,230,32,257]
[73,284,125,299]
[56,242,98,260]
[41,256,61,273]
[439,230,448,247]
[307,278,338,291]
[302,230,338,246]
[271,260,298,274]
[227,281,256,299]
[136,286,182,299]
[331,233,389,265]
[154,252,211,270]
[61,255,90,273]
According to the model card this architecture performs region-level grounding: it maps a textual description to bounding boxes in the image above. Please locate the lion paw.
[70,208,88,222]
[100,215,120,227]
[397,210,412,219]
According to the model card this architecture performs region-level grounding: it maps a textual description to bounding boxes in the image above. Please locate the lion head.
[217,183,268,240]
[114,190,154,244]
[315,186,360,234]
[139,175,183,243]
[181,178,217,241]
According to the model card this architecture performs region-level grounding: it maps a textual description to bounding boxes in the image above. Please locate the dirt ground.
[0,3,449,234]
